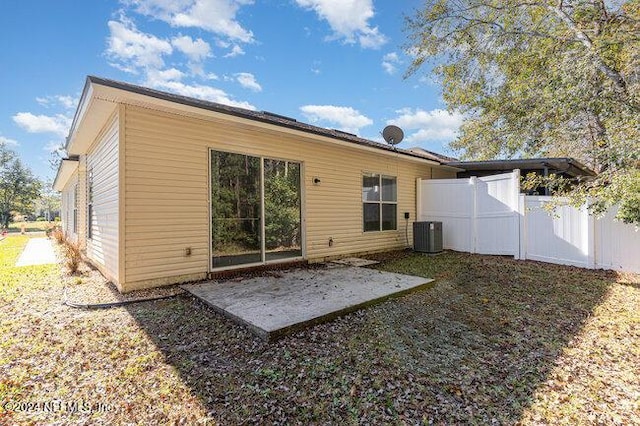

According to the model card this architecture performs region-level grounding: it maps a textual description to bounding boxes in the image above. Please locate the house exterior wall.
[76,156,87,249]
[121,104,456,291]
[86,112,120,285]
[60,172,78,242]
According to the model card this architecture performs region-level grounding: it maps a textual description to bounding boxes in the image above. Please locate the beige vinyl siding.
[123,105,456,289]
[86,113,119,284]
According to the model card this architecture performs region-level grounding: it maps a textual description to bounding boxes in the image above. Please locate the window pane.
[363,203,380,232]
[211,151,262,267]
[264,159,302,261]
[381,176,397,201]
[362,174,380,201]
[382,204,397,230]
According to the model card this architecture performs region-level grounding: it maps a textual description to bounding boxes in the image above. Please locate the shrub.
[36,217,46,222]
[51,228,65,245]
[61,240,82,274]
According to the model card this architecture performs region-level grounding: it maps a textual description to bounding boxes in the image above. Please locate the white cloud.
[155,81,256,109]
[144,67,255,109]
[223,44,245,57]
[0,135,19,147]
[171,35,211,62]
[388,108,464,142]
[358,27,386,49]
[103,11,255,113]
[106,18,173,72]
[235,72,261,92]
[172,35,212,75]
[125,0,254,43]
[382,52,401,75]
[300,105,373,134]
[145,67,186,83]
[382,62,395,75]
[12,113,72,137]
[36,95,78,109]
[295,0,387,49]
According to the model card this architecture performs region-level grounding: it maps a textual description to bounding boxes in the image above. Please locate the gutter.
[85,76,449,166]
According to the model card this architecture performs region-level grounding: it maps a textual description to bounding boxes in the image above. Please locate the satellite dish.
[382,125,404,145]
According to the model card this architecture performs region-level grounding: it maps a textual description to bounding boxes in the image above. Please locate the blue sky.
[0,0,463,181]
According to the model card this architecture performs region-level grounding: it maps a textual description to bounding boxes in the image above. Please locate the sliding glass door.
[210,151,261,268]
[264,159,302,261]
[210,150,302,269]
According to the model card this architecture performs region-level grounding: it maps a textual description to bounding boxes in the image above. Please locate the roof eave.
[448,157,596,177]
[65,77,94,153]
[52,157,80,191]
[84,76,450,166]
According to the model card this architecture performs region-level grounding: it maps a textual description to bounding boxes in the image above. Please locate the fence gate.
[417,172,520,256]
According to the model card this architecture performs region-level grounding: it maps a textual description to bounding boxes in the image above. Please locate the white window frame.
[73,184,78,234]
[362,173,398,232]
[208,148,306,272]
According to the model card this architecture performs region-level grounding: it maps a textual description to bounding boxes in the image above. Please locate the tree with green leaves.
[38,180,61,221]
[0,143,42,228]
[406,0,639,223]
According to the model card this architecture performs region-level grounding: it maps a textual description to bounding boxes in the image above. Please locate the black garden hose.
[63,286,182,310]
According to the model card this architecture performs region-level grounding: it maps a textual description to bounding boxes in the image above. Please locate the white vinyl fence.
[417,172,640,273]
[417,172,520,255]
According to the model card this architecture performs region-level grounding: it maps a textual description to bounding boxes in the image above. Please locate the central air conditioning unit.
[413,221,443,254]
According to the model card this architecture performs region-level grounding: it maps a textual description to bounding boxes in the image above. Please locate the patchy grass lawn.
[0,246,638,425]
[0,235,59,304]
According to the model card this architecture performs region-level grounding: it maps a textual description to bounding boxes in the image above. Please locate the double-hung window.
[362,173,397,232]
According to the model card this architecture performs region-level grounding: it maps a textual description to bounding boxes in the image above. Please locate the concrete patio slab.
[182,265,433,340]
[15,238,57,267]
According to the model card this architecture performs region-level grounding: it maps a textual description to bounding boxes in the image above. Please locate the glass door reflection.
[211,151,261,268]
[264,159,302,262]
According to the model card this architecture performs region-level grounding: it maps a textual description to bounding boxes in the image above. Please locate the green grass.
[0,235,58,304]
[0,249,638,425]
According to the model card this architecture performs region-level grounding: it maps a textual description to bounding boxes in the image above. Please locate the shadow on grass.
[124,251,615,424]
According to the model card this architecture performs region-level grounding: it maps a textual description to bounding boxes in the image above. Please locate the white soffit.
[52,159,79,191]
[66,84,118,156]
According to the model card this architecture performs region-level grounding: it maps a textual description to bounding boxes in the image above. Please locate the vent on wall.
[413,221,443,253]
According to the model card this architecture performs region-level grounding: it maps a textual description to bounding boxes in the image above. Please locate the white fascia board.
[65,79,94,154]
[52,159,79,191]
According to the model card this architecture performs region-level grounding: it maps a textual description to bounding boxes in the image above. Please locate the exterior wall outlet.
[185,247,192,256]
